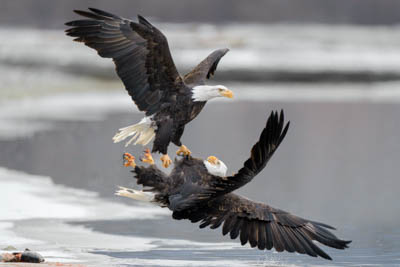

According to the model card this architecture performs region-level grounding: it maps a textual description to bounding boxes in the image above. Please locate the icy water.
[0,94,400,266]
[1,24,400,266]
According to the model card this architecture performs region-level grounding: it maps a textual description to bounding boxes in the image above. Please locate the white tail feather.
[112,117,155,147]
[115,186,154,202]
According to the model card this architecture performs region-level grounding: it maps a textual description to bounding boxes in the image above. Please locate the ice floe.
[0,167,168,221]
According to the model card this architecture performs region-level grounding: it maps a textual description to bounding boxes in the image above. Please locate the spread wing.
[65,8,186,116]
[173,193,351,260]
[183,48,229,85]
[213,110,289,194]
[167,111,288,212]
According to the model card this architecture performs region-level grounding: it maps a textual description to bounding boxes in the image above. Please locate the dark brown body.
[134,155,211,208]
[153,101,206,154]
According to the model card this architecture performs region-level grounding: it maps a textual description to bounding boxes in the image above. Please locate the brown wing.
[172,193,351,260]
[65,8,187,116]
[212,110,289,194]
[166,111,289,211]
[133,165,169,192]
[183,48,229,85]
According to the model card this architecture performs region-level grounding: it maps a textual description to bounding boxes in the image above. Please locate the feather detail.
[112,116,156,146]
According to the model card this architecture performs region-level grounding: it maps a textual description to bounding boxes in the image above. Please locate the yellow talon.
[141,149,155,165]
[160,154,172,168]
[176,145,191,156]
[123,153,136,168]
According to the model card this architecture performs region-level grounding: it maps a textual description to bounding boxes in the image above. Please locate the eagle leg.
[160,154,172,168]
[140,148,155,165]
[176,144,191,156]
[123,152,136,168]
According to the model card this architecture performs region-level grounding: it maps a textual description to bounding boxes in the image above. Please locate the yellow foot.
[140,148,155,165]
[160,154,172,168]
[176,145,191,156]
[123,152,136,168]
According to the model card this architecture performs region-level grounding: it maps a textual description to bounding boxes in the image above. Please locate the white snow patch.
[16,220,158,252]
[0,167,169,265]
[0,167,168,221]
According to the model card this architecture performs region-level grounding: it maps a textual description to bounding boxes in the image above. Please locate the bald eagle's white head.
[192,85,233,102]
[204,156,227,177]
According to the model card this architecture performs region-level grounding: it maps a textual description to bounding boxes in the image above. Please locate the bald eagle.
[65,8,233,168]
[116,111,351,260]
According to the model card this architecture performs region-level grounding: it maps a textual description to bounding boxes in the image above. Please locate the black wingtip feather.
[219,109,290,193]
[138,15,153,28]
[65,20,100,27]
[310,220,336,230]
[279,121,290,143]
[73,9,101,20]
[88,7,121,19]
[73,9,89,16]
[73,9,116,21]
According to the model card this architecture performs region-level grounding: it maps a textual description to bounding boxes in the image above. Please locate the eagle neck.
[191,85,218,102]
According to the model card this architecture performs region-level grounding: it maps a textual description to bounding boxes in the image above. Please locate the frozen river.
[0,23,400,266]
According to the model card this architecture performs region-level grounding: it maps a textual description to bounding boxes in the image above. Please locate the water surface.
[0,98,399,266]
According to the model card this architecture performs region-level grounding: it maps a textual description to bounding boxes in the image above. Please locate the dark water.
[0,101,400,266]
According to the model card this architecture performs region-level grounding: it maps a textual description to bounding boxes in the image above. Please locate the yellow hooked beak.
[207,156,219,165]
[219,89,234,99]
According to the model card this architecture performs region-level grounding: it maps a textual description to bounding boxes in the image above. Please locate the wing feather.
[257,222,267,250]
[212,110,290,194]
[183,48,229,85]
[249,221,259,247]
[132,165,169,192]
[239,220,249,245]
[230,218,243,239]
[172,193,351,260]
[66,8,187,116]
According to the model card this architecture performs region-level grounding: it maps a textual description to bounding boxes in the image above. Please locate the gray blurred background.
[2,0,400,27]
[0,1,400,266]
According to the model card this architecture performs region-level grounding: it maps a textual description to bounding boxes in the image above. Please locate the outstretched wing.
[173,193,351,260]
[183,48,229,85]
[167,110,289,211]
[213,110,289,194]
[65,8,186,116]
